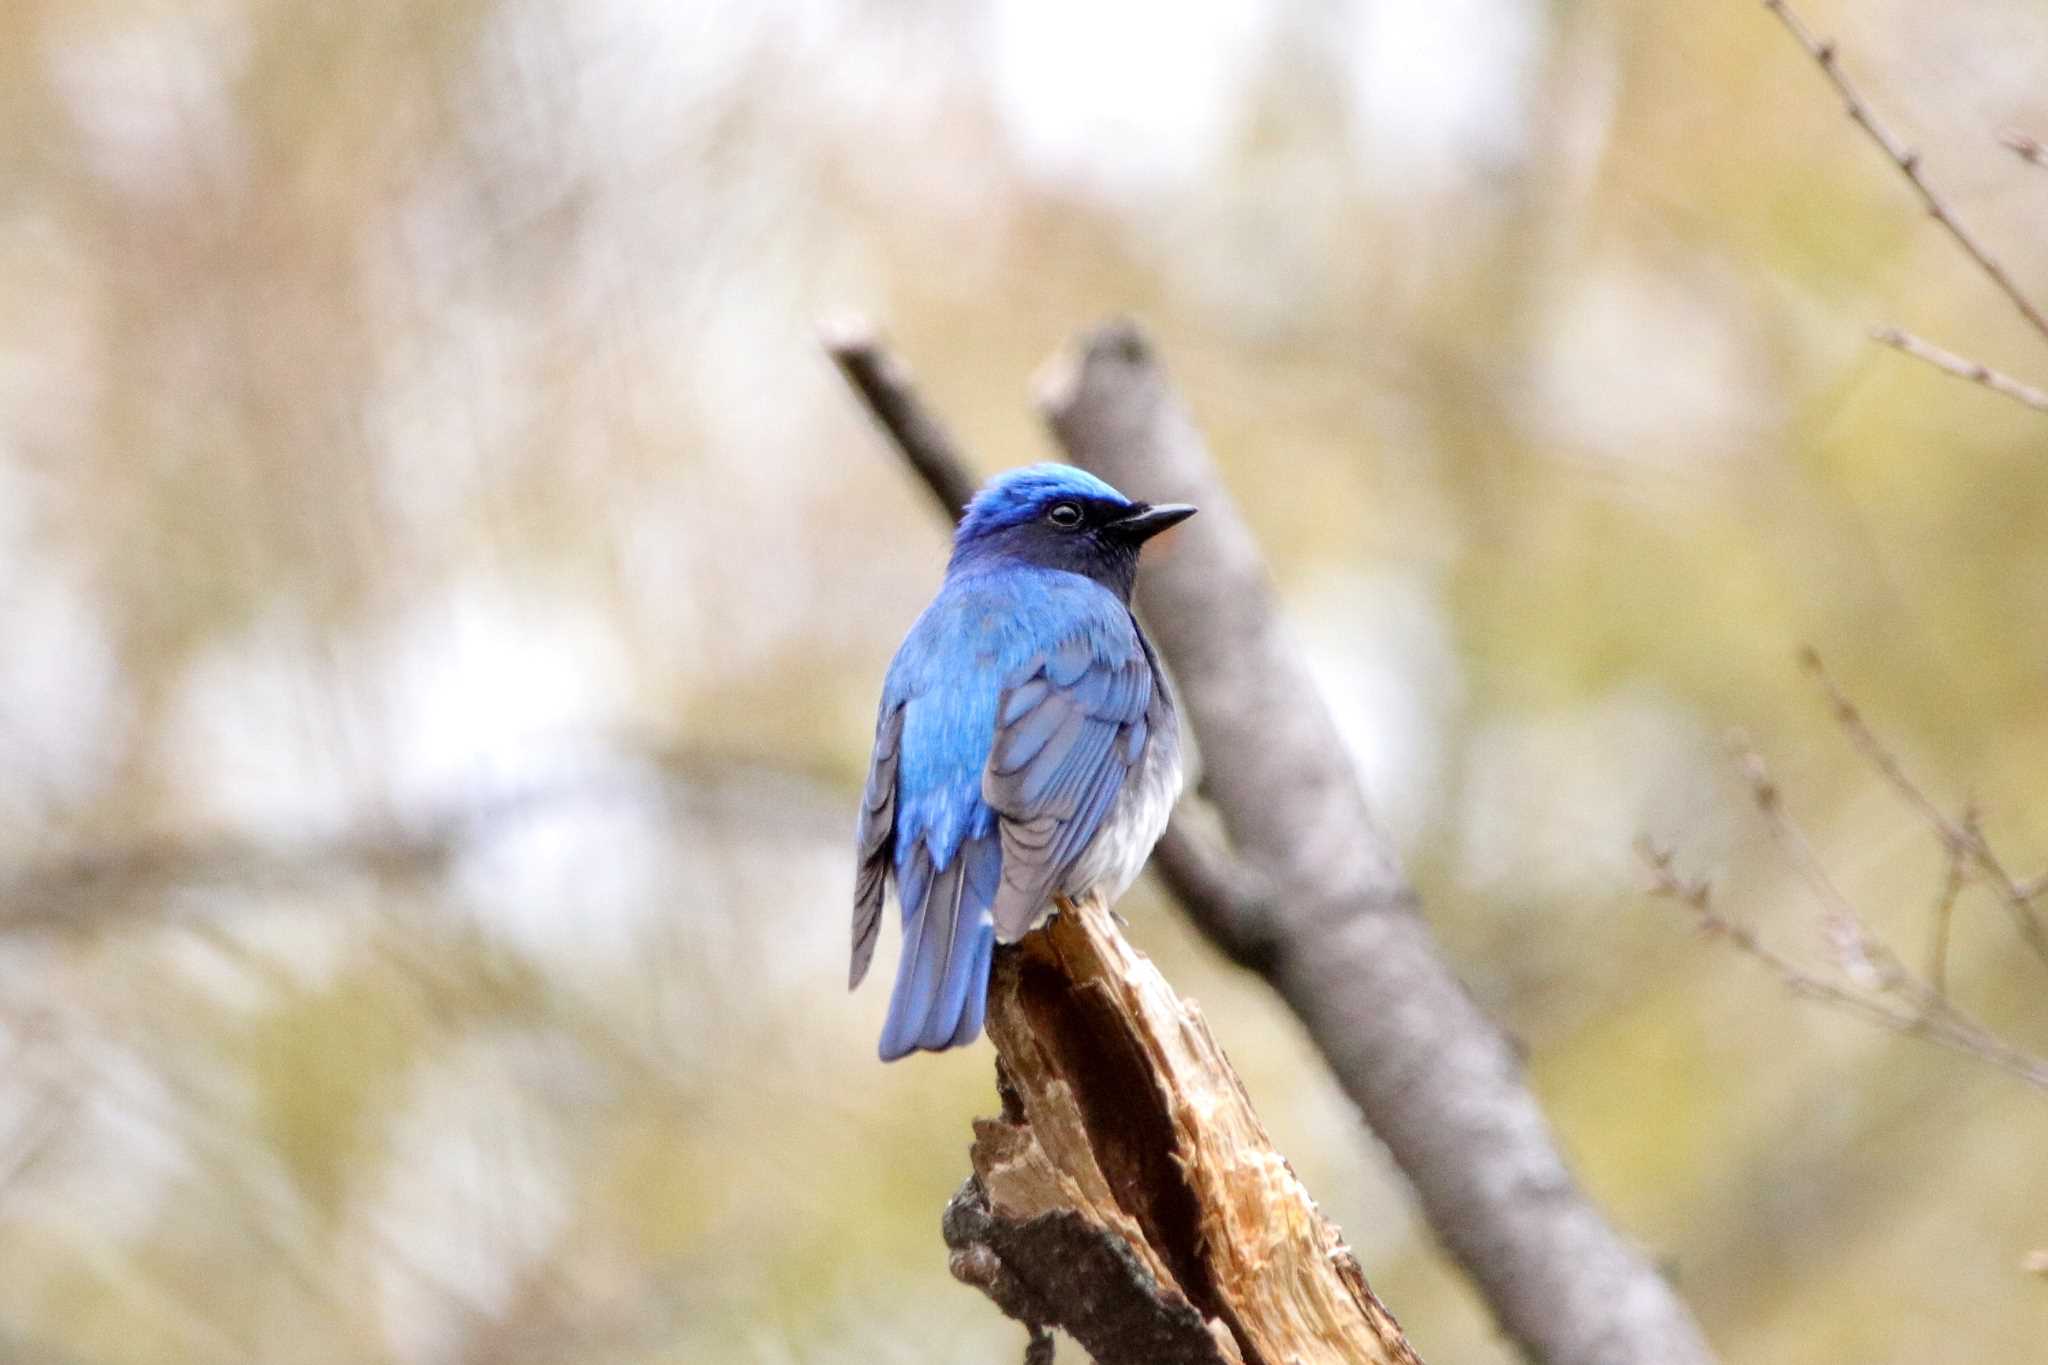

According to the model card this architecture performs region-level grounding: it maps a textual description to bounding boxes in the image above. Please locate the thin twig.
[1763,0,2048,345]
[1644,667,2048,1093]
[1733,744,1912,996]
[1927,812,1971,1002]
[2002,130,2048,170]
[1640,840,2048,1093]
[1869,327,2048,413]
[1799,650,2048,975]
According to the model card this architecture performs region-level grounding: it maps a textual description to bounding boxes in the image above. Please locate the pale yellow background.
[2,1,2045,1361]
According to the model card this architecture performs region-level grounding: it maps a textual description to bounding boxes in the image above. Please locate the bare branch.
[1736,728,2048,1077]
[1927,814,1971,1002]
[1639,841,2048,1093]
[1642,659,2048,1095]
[1732,744,1912,996]
[1869,327,2048,413]
[1763,0,2048,346]
[1799,650,2048,974]
[1640,838,1928,1031]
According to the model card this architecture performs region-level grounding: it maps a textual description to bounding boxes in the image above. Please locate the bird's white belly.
[1063,719,1183,908]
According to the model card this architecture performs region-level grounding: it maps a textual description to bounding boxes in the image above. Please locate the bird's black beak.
[1111,502,1197,544]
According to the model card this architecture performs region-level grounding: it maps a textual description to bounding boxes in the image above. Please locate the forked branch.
[1763,0,2048,344]
[1764,0,2048,416]
[1642,656,2048,1095]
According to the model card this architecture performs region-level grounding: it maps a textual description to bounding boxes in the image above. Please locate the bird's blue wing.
[862,571,1151,1058]
[877,826,998,1059]
[867,587,1009,1059]
[982,624,1153,940]
[849,697,903,991]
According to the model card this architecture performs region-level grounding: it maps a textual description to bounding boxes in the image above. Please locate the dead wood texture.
[946,892,1421,1365]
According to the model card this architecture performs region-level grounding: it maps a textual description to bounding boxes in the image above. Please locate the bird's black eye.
[1047,501,1084,529]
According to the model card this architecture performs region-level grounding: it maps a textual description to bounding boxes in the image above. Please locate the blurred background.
[3,0,2047,1360]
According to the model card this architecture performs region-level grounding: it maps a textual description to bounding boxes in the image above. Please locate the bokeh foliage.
[2,1,2045,1361]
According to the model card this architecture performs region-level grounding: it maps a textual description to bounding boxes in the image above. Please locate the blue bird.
[851,464,1195,1060]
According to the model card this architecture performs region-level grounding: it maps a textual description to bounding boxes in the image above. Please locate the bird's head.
[950,463,1195,601]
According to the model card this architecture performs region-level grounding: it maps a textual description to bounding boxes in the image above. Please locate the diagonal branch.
[1869,327,2048,413]
[1798,650,2048,975]
[1926,812,1971,1002]
[1639,840,2048,1093]
[1763,0,2048,345]
[1641,654,2048,1097]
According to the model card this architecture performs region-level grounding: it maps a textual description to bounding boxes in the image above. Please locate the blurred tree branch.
[0,745,846,935]
[1764,0,2048,411]
[1641,655,2048,1095]
[827,317,1718,1365]
[1796,651,2048,973]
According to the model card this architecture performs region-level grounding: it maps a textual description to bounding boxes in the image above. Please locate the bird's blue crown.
[946,462,1189,604]
[954,463,1129,543]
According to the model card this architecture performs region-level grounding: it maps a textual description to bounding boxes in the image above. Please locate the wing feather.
[849,701,905,989]
[982,635,1152,940]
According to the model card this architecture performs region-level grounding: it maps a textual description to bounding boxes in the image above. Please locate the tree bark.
[947,893,1422,1365]
[1036,320,1717,1365]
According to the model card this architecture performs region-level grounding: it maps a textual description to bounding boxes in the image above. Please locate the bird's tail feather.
[878,838,998,1061]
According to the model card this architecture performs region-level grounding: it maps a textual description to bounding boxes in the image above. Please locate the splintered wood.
[967,892,1422,1365]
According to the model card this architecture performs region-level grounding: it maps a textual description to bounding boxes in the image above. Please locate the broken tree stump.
[944,892,1422,1365]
